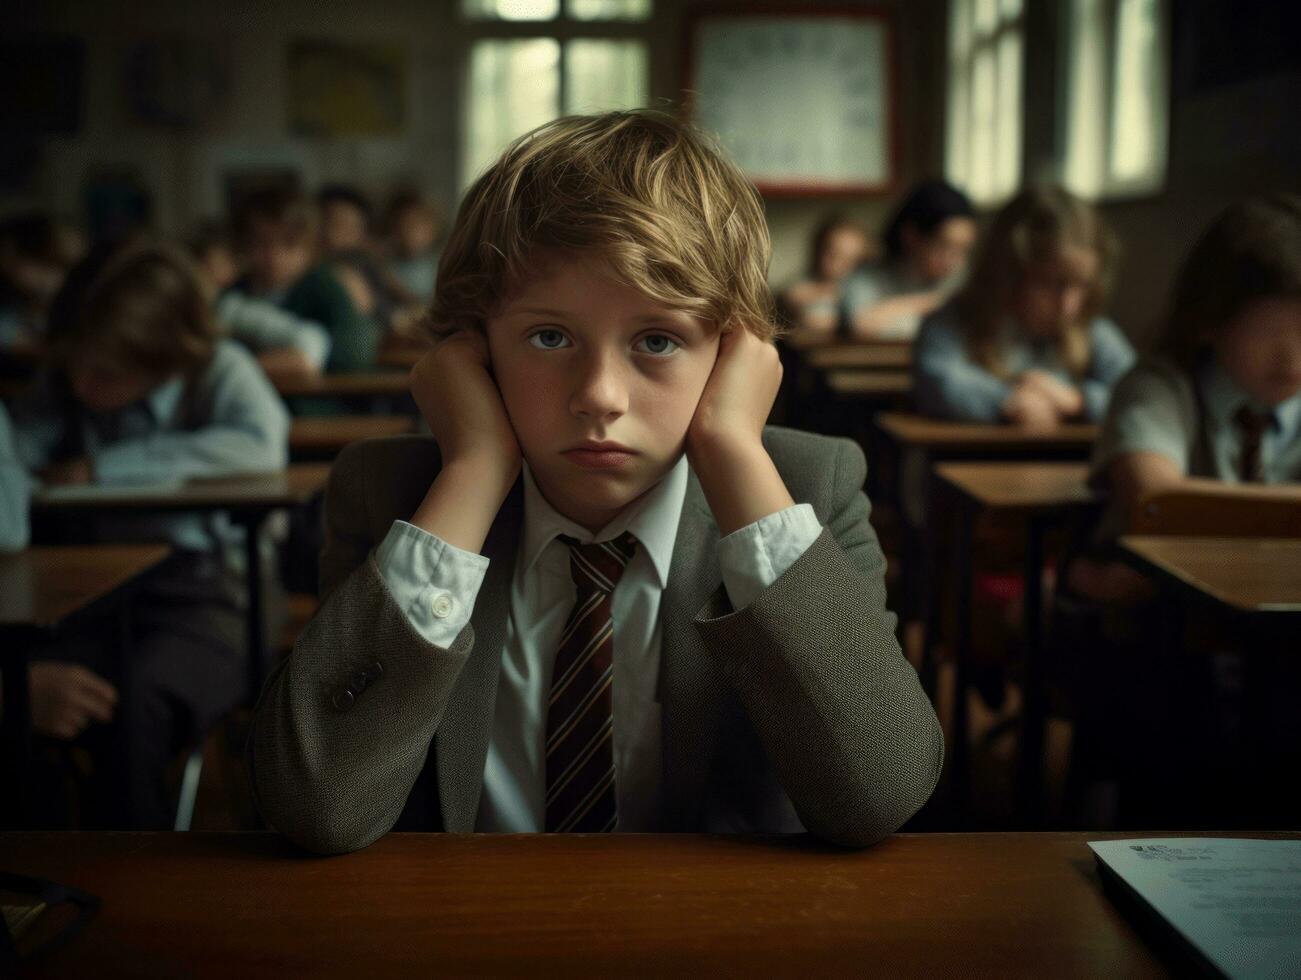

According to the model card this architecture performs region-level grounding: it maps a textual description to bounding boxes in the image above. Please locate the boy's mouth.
[563,440,637,470]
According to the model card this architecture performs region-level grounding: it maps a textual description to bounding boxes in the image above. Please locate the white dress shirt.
[375,454,823,831]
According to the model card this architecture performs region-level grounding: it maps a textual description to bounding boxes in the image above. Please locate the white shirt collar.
[518,454,689,589]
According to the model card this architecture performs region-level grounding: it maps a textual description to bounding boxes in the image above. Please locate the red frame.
[681,4,901,198]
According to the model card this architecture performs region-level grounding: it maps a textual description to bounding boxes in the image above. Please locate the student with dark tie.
[249,109,943,854]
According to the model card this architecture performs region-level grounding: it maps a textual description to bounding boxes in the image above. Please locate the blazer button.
[332,688,356,711]
[430,593,454,619]
[369,660,384,679]
[351,670,370,691]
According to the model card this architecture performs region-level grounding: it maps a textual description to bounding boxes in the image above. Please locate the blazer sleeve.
[694,437,944,848]
[248,439,476,854]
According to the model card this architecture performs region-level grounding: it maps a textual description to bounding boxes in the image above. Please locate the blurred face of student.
[486,251,721,532]
[68,351,166,414]
[320,201,368,254]
[394,207,438,258]
[245,221,313,293]
[903,217,977,285]
[1016,245,1099,338]
[197,244,239,292]
[1213,296,1301,407]
[816,227,868,283]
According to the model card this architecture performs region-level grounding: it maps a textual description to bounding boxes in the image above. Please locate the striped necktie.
[1233,405,1272,483]
[545,532,637,833]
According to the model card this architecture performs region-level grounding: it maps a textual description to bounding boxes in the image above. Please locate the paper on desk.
[35,480,184,501]
[1089,838,1301,980]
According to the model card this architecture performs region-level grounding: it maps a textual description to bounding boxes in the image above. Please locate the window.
[946,0,1024,206]
[462,0,652,188]
[1061,0,1168,199]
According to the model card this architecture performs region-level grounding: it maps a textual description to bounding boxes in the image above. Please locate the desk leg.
[1016,516,1047,827]
[1,630,35,827]
[950,495,974,821]
[240,513,269,706]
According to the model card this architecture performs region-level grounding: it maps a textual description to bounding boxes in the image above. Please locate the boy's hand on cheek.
[686,327,795,536]
[409,332,523,554]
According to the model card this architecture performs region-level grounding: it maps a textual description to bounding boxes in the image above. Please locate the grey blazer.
[249,426,943,853]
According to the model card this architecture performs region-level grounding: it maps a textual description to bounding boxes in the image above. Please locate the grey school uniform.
[914,304,1136,423]
[1088,354,1301,543]
[9,339,289,828]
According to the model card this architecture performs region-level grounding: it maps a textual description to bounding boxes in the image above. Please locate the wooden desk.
[936,463,1100,821]
[875,413,1098,453]
[8,830,1292,977]
[824,369,912,399]
[0,546,170,825]
[803,342,912,371]
[31,466,332,704]
[272,371,410,400]
[1120,537,1301,616]
[289,416,415,460]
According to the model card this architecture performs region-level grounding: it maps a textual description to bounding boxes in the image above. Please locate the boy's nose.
[569,355,628,420]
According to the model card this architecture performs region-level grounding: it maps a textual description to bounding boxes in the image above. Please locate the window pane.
[565,39,648,113]
[1109,0,1163,183]
[951,0,973,59]
[567,0,651,21]
[947,0,973,190]
[969,46,997,201]
[465,39,560,186]
[973,0,998,38]
[994,28,1022,198]
[463,0,559,21]
[1062,0,1107,197]
[999,0,1023,21]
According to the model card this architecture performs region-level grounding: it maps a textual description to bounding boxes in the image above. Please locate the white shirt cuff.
[716,503,823,611]
[375,520,489,649]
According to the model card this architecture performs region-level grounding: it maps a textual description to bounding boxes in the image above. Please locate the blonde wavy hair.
[955,185,1117,380]
[430,109,777,340]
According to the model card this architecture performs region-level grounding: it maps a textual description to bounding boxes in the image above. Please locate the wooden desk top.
[936,462,1098,513]
[0,545,169,629]
[1120,536,1301,615]
[6,830,1281,977]
[824,369,912,397]
[273,371,410,399]
[803,343,912,371]
[289,416,415,452]
[31,465,331,514]
[876,412,1098,452]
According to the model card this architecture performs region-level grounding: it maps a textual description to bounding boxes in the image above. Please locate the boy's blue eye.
[528,329,570,350]
[635,334,679,356]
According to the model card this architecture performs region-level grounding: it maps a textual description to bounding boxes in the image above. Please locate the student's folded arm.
[92,349,290,484]
[695,437,944,849]
[218,292,332,371]
[249,442,486,854]
[913,318,1011,422]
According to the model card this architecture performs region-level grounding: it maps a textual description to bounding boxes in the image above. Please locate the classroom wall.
[2,0,948,294]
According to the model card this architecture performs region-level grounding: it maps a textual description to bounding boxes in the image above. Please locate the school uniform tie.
[545,532,637,833]
[1233,405,1272,483]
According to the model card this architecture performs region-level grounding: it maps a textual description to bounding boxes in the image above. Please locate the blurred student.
[188,220,331,376]
[914,185,1135,426]
[384,189,442,306]
[0,403,29,551]
[843,181,976,341]
[7,239,289,828]
[779,215,870,338]
[227,186,377,373]
[1077,193,1301,593]
[0,212,85,352]
[318,184,417,334]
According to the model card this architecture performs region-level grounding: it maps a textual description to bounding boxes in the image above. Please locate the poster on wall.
[687,8,897,196]
[287,41,408,138]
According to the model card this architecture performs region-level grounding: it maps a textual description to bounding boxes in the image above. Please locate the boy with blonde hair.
[251,110,942,852]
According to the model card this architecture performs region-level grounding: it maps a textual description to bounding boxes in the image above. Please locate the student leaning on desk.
[250,109,943,854]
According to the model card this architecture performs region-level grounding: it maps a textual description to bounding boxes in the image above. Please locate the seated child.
[317,184,418,334]
[915,185,1135,425]
[844,181,976,341]
[227,186,377,373]
[9,239,290,828]
[778,215,870,340]
[250,109,943,854]
[384,189,443,305]
[189,219,331,375]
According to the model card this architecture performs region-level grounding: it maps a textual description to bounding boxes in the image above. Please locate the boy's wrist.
[410,455,519,554]
[690,438,795,536]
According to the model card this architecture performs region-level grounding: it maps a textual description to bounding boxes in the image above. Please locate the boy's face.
[395,208,437,257]
[1214,296,1301,407]
[905,216,977,285]
[816,227,867,282]
[198,244,239,292]
[486,252,721,532]
[320,201,368,254]
[69,352,165,414]
[1016,246,1098,337]
[245,220,313,291]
